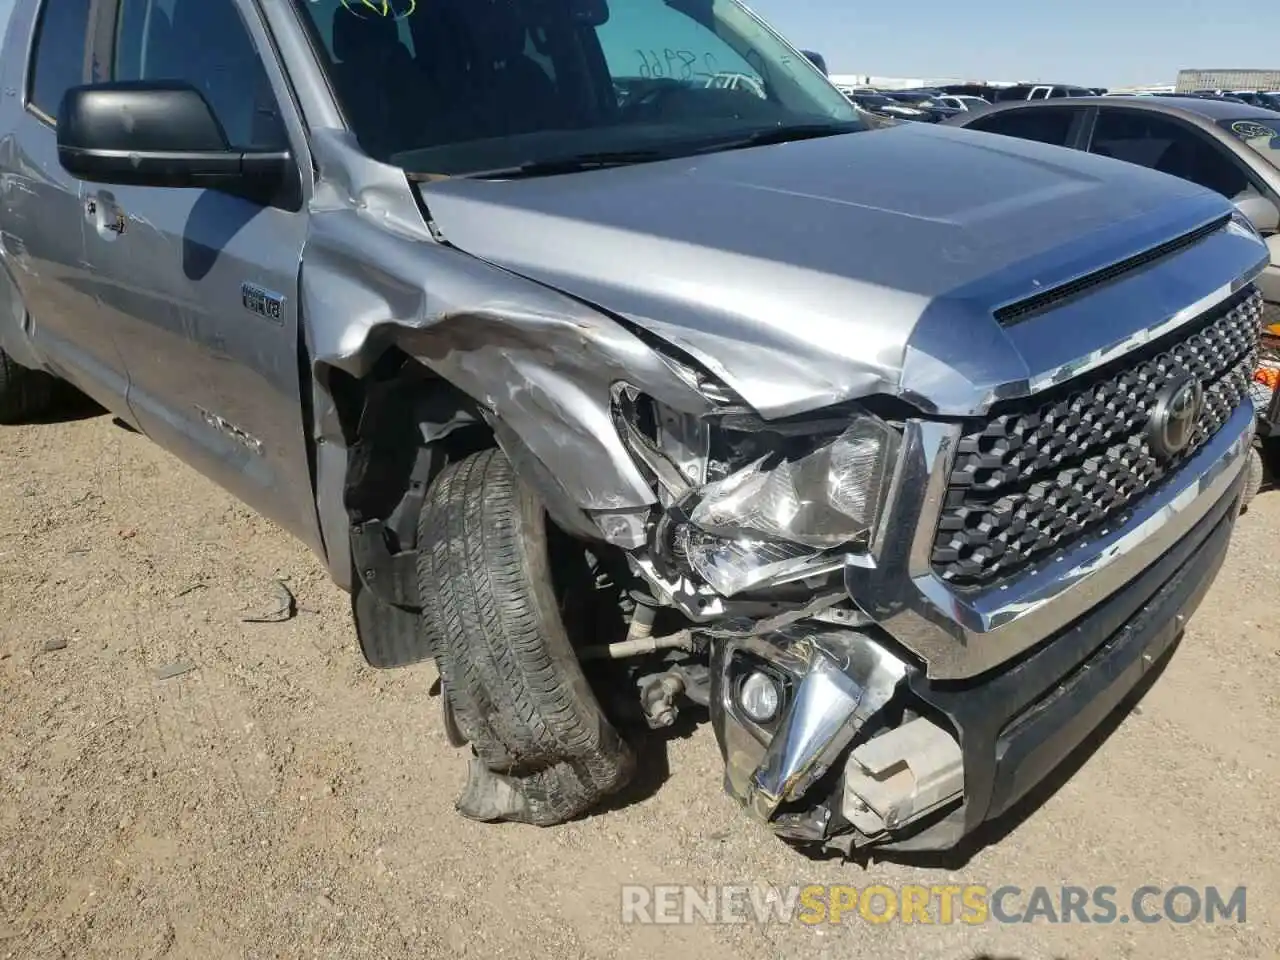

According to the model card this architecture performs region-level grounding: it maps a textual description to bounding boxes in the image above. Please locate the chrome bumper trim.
[847,401,1254,680]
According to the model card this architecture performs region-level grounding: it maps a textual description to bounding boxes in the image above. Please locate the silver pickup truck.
[0,0,1270,854]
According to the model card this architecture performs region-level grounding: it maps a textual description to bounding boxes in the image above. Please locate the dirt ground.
[0,406,1277,960]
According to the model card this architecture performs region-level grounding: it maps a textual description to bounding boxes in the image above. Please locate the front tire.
[416,448,634,826]
[1241,444,1265,512]
[0,348,55,424]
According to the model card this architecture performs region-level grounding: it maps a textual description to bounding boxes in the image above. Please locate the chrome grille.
[932,287,1264,588]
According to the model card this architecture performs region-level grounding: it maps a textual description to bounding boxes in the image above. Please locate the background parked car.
[936,93,991,111]
[800,50,829,75]
[847,91,931,121]
[993,82,1095,101]
[881,91,962,121]
[1230,90,1280,110]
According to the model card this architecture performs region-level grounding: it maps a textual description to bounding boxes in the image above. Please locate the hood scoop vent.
[993,213,1231,328]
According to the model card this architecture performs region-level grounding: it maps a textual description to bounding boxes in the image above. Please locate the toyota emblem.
[1148,373,1204,461]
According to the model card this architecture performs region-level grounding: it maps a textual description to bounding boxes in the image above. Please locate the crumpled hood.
[420,121,1249,418]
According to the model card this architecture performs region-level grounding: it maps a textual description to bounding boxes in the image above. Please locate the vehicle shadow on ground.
[17,384,105,424]
[838,639,1181,871]
[595,708,706,816]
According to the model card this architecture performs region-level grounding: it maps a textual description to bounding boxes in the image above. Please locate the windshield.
[1219,118,1280,170]
[295,0,861,176]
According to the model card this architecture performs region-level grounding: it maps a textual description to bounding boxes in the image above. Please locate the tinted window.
[113,0,286,150]
[970,108,1078,147]
[1090,110,1252,198]
[27,0,92,118]
[995,85,1032,101]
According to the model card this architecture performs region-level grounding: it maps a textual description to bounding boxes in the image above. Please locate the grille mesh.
[932,287,1264,588]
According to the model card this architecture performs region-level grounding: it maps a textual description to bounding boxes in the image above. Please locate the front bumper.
[898,453,1243,850]
[710,410,1249,853]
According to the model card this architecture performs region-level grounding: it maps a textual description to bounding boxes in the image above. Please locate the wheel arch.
[297,206,716,665]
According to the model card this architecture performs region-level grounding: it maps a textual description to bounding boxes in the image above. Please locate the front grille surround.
[931,287,1264,588]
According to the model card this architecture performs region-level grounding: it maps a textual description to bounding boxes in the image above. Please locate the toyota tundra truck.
[0,0,1270,854]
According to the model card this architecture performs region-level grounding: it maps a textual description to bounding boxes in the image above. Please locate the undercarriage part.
[417,448,635,826]
[638,671,685,728]
[667,661,710,706]
[841,715,964,836]
[579,629,695,661]
[626,590,657,640]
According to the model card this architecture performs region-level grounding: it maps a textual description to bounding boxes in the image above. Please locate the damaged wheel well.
[329,348,618,668]
[329,349,497,667]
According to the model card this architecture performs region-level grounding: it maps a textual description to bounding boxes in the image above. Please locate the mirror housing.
[56,81,293,204]
[1235,193,1280,235]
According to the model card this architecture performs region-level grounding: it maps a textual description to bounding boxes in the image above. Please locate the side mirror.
[56,81,290,202]
[1235,193,1280,234]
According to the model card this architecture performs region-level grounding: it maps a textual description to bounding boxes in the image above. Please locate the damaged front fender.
[297,138,720,585]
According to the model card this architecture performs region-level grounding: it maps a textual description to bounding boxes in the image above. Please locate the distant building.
[1176,69,1280,92]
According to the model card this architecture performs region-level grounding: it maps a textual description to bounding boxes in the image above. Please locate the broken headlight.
[680,418,898,596]
[689,418,895,548]
[613,378,900,598]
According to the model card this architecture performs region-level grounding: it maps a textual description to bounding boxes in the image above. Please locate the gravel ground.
[1,408,1278,960]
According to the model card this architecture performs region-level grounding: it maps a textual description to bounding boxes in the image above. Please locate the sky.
[0,0,1269,91]
[749,0,1277,89]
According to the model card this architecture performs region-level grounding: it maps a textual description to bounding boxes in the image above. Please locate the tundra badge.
[241,283,284,324]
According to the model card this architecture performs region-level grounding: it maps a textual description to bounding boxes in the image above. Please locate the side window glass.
[972,108,1077,147]
[27,0,93,118]
[595,2,766,102]
[1090,111,1251,198]
[112,0,287,150]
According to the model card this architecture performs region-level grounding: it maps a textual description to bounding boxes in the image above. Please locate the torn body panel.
[299,133,717,591]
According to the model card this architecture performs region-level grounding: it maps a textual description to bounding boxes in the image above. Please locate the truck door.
[0,0,132,414]
[78,0,323,553]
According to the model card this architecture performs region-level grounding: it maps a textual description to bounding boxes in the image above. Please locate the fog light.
[739,671,781,723]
